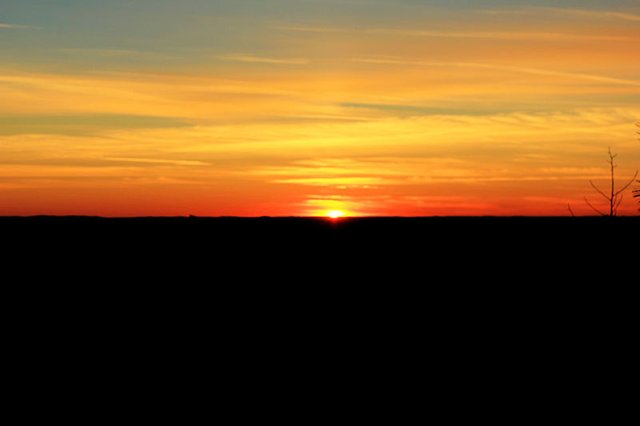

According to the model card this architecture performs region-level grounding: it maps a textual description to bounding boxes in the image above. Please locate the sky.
[1,0,639,216]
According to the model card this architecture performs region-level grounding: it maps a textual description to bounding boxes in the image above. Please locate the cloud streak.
[0,114,192,136]
[352,58,640,87]
[103,157,208,167]
[56,48,148,57]
[275,25,346,34]
[279,25,632,42]
[218,54,309,65]
[0,22,33,29]
[482,7,640,23]
[368,29,631,42]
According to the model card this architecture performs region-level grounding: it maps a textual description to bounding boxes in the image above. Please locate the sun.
[327,210,345,219]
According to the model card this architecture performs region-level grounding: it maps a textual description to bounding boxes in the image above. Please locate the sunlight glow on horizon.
[0,0,639,216]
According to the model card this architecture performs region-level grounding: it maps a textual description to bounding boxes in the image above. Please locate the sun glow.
[2,1,639,217]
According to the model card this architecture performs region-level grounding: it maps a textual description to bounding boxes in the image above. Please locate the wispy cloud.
[481,7,640,23]
[274,177,385,186]
[572,10,640,22]
[368,29,630,42]
[278,25,631,42]
[341,103,518,117]
[352,58,640,87]
[0,22,34,29]
[275,25,346,34]
[103,157,208,167]
[56,48,147,57]
[0,114,192,136]
[218,54,309,65]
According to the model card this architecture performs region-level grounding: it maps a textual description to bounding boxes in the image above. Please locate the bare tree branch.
[567,203,575,217]
[636,122,640,210]
[614,194,624,215]
[589,180,610,202]
[614,170,638,196]
[584,196,607,216]
[585,147,637,216]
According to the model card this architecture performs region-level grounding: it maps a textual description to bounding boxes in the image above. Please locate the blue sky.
[2,1,639,70]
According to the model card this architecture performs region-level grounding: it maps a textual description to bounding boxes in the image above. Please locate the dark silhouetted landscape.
[3,216,636,268]
[4,215,635,376]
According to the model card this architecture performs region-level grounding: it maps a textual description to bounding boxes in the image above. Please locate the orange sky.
[1,1,639,216]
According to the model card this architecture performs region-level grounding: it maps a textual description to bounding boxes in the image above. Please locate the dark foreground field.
[3,216,635,372]
[3,216,636,315]
[1,215,636,264]
[1,214,636,237]
[2,214,636,239]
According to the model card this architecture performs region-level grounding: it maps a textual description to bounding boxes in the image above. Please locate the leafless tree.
[584,147,638,217]
[635,122,640,210]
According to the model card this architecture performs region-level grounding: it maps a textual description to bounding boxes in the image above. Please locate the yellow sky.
[1,1,639,216]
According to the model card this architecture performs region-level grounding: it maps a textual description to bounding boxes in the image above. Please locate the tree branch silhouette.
[589,180,609,202]
[584,196,607,217]
[585,147,638,216]
[635,122,640,210]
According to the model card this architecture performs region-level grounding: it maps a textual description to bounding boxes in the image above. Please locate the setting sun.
[0,1,639,217]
